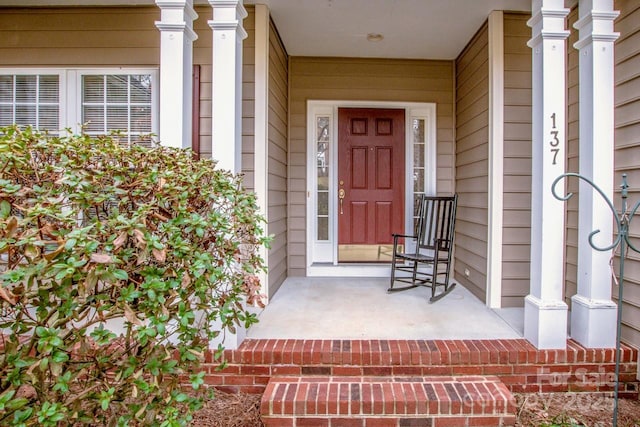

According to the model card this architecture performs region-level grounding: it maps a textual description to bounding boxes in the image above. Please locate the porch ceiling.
[2,0,532,60]
[244,0,532,60]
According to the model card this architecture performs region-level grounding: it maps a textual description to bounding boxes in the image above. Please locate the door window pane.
[317,191,329,216]
[317,217,329,241]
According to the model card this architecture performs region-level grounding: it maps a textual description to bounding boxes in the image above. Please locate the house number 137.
[549,113,560,165]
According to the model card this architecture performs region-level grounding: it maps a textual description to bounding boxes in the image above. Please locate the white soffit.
[244,0,531,60]
[0,0,532,59]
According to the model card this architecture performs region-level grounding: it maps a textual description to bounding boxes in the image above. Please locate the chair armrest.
[392,233,417,239]
[392,234,418,248]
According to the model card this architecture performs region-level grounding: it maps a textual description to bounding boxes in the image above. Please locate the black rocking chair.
[388,194,458,303]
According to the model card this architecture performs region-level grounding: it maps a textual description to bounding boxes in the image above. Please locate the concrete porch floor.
[247,277,524,340]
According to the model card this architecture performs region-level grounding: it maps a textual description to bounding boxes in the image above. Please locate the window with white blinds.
[0,74,60,132]
[82,74,154,146]
[0,69,156,143]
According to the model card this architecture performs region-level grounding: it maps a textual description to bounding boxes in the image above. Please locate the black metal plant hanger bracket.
[552,172,639,427]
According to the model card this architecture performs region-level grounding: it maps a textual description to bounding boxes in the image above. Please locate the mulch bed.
[191,390,640,427]
[191,391,263,427]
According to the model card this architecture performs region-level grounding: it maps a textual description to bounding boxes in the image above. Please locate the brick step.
[260,375,516,427]
[208,339,639,397]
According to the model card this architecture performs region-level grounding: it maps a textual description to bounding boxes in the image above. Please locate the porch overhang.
[3,0,530,60]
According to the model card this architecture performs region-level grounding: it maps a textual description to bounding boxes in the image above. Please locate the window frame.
[75,69,159,144]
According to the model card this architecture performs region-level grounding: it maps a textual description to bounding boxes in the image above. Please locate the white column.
[571,0,620,348]
[207,0,247,350]
[155,0,197,148]
[209,0,247,173]
[524,0,570,349]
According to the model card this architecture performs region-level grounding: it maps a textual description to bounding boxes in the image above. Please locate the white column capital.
[527,3,570,47]
[155,0,198,41]
[573,5,620,49]
[208,0,248,40]
[208,0,248,16]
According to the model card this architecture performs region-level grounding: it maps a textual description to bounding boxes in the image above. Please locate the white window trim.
[0,68,159,139]
[306,100,437,277]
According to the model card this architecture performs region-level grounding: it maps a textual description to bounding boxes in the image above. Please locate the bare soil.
[191,391,640,427]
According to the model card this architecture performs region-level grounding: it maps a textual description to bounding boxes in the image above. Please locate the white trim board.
[305,100,437,277]
[253,4,270,299]
[487,11,505,309]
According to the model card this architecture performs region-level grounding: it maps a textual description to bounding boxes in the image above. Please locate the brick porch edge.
[203,339,639,396]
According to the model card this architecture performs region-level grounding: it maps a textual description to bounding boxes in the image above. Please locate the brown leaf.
[136,250,148,266]
[181,273,191,287]
[43,243,64,261]
[85,268,98,291]
[187,348,204,360]
[152,248,166,263]
[0,286,17,305]
[5,216,18,239]
[90,253,114,264]
[77,279,87,303]
[123,303,143,326]
[40,223,56,238]
[24,244,40,260]
[113,232,127,250]
[133,229,146,248]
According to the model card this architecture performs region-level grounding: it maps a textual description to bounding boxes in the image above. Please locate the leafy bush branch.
[0,126,268,425]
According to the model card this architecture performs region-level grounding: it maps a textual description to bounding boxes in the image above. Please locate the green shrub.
[0,126,268,425]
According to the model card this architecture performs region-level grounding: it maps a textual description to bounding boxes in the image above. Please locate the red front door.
[337,108,405,262]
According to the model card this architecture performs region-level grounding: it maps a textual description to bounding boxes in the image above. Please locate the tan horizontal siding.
[502,12,532,308]
[564,6,579,309]
[288,56,455,276]
[267,18,288,296]
[0,5,255,188]
[455,22,489,302]
[615,0,640,347]
[0,7,160,66]
[241,8,256,190]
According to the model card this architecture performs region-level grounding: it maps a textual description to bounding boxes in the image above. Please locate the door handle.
[338,188,345,215]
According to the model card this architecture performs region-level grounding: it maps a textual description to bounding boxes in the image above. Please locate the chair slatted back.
[417,195,458,252]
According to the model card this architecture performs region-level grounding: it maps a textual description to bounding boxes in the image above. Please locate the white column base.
[524,294,568,349]
[210,321,247,351]
[570,294,617,348]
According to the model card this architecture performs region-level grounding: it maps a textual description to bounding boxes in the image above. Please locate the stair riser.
[261,376,516,427]
[262,416,517,426]
[202,339,639,397]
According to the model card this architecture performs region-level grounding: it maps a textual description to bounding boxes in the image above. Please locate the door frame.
[306,100,437,277]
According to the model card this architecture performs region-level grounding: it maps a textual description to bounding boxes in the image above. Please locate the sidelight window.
[316,116,331,241]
